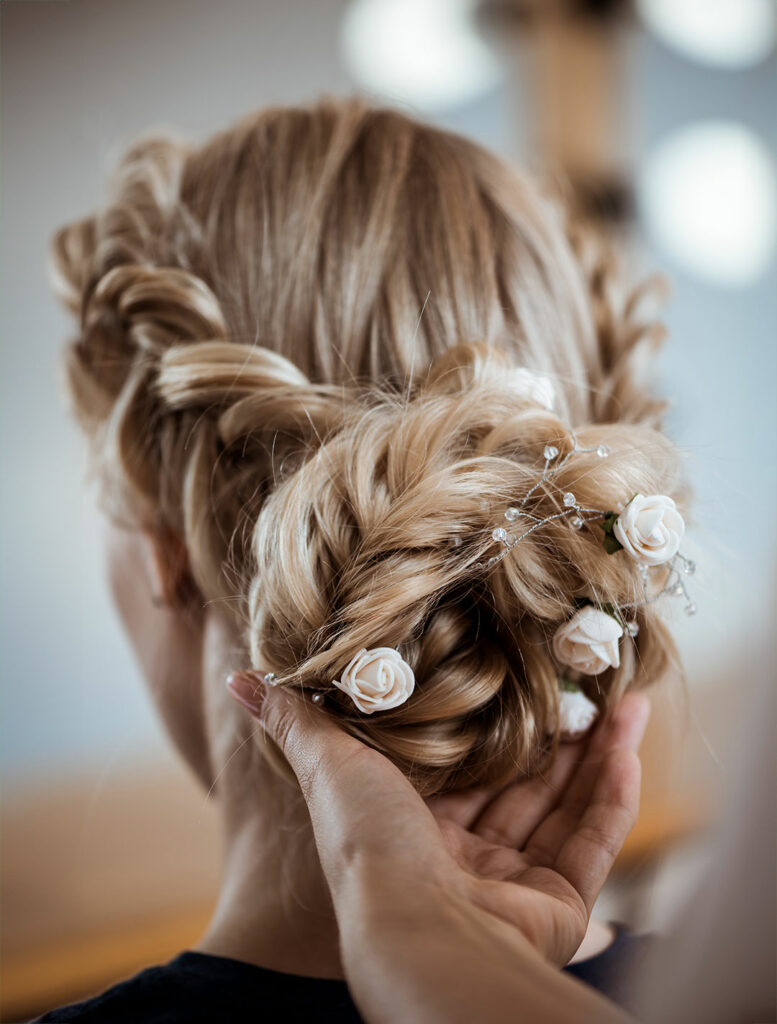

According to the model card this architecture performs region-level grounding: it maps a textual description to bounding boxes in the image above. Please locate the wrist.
[336,868,592,1024]
[338,854,537,965]
[338,851,458,930]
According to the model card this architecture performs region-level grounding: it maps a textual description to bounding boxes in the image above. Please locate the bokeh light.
[639,121,777,286]
[341,0,503,113]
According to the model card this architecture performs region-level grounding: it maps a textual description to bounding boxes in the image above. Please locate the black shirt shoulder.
[36,925,654,1023]
[34,953,364,1024]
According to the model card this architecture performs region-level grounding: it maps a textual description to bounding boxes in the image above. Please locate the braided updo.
[51,100,682,795]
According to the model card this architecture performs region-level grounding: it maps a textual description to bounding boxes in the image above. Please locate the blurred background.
[1,0,775,1019]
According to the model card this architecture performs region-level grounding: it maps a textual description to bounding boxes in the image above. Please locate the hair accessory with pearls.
[481,436,697,618]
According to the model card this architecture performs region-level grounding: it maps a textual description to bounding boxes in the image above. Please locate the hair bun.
[248,344,682,794]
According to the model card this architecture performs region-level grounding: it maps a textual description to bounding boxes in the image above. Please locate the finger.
[555,693,649,818]
[226,670,268,714]
[474,693,649,852]
[427,783,504,829]
[552,747,642,914]
[226,673,447,886]
[522,693,649,866]
[471,741,585,849]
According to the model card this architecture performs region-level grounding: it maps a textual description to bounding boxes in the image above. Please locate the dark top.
[36,925,653,1022]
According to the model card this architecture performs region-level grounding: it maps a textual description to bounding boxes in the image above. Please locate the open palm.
[426,695,649,966]
[232,672,649,973]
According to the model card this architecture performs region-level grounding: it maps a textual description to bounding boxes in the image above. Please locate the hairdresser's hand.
[423,694,649,967]
[227,673,648,975]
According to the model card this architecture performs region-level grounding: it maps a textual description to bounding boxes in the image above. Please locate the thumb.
[226,671,374,798]
[225,672,448,887]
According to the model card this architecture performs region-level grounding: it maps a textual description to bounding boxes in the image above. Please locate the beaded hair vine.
[480,436,696,618]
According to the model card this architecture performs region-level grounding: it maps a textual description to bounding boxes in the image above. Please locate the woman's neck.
[196,786,346,979]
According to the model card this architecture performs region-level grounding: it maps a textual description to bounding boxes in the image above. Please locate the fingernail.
[226,671,266,715]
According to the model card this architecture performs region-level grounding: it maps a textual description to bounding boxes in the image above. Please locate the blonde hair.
[51,99,681,796]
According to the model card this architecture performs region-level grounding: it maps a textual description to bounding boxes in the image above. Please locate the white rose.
[613,493,685,567]
[552,606,623,675]
[333,647,415,714]
[505,367,555,410]
[558,685,600,741]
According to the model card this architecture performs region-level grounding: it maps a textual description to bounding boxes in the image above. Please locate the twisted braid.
[60,246,342,598]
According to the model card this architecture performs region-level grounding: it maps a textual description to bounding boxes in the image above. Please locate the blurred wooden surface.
[1,747,221,1022]
[1,676,723,1023]
[1,905,214,1023]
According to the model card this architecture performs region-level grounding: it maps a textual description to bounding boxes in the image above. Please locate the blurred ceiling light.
[637,0,776,68]
[341,0,503,113]
[638,122,777,287]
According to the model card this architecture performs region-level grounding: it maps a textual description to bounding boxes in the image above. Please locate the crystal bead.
[563,492,576,507]
[683,560,696,576]
[625,621,640,637]
[684,602,697,616]
[596,445,610,458]
[507,534,515,544]
[672,583,684,596]
[492,527,508,543]
[505,507,519,522]
[311,692,325,705]
[544,445,559,461]
[570,516,584,530]
[264,672,277,686]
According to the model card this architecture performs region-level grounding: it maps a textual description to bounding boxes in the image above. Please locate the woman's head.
[51,99,682,797]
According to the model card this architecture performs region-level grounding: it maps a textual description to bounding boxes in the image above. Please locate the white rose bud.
[558,684,600,741]
[505,367,556,410]
[333,647,415,714]
[552,606,623,675]
[613,493,685,567]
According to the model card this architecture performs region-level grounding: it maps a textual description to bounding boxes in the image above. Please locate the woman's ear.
[144,526,201,607]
